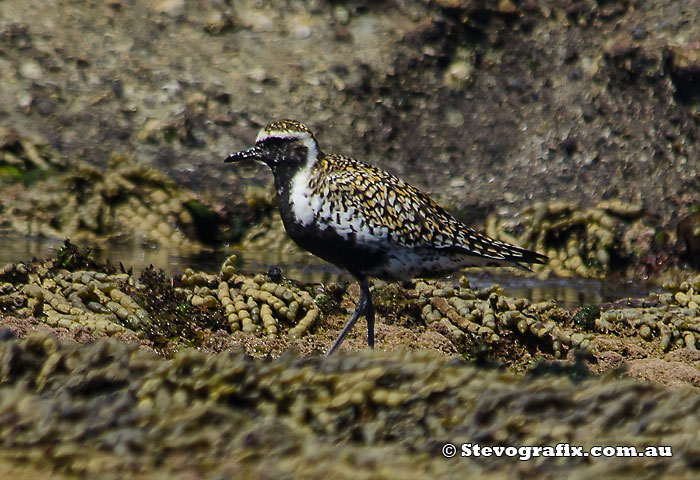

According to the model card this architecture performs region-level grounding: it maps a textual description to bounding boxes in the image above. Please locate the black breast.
[279,211,386,278]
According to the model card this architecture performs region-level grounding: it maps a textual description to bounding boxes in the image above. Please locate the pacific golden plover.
[225,120,547,355]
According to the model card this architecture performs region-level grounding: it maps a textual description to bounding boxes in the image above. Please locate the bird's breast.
[284,173,388,244]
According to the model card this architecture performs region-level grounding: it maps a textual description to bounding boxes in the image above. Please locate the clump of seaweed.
[187,254,320,339]
[134,266,227,351]
[487,200,646,278]
[572,304,600,331]
[411,277,592,361]
[0,242,321,351]
[0,127,65,186]
[0,147,231,250]
[53,239,116,273]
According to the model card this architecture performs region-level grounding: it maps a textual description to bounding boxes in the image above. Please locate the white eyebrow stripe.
[256,130,310,143]
[255,130,318,162]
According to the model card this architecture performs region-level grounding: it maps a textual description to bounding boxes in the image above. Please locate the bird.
[225,120,547,355]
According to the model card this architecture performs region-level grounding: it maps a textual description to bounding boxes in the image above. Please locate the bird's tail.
[450,234,548,271]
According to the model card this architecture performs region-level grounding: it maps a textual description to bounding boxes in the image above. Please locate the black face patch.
[254,136,311,189]
[256,137,304,165]
[257,137,293,149]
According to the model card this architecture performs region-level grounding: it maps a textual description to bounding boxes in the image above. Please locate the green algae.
[573,305,600,331]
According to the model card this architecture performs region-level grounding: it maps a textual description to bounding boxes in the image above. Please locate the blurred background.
[1,0,700,286]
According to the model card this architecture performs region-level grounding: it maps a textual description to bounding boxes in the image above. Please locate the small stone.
[444,60,473,90]
[155,0,185,17]
[498,0,517,14]
[19,60,42,80]
[0,327,15,341]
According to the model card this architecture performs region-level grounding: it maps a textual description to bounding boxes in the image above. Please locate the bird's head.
[225,120,320,175]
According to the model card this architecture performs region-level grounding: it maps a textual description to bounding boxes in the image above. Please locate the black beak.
[224,146,263,163]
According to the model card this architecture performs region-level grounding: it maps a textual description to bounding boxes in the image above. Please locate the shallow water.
[0,234,656,309]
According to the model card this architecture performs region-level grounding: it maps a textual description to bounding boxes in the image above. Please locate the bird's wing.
[311,155,546,267]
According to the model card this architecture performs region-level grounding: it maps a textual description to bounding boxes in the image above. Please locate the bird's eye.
[294,144,308,156]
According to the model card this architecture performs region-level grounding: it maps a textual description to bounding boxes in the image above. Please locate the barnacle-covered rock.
[665,42,700,103]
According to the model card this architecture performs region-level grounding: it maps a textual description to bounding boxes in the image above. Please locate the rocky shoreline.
[3,0,700,477]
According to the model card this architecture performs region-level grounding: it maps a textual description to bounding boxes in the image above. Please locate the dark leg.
[326,277,373,356]
[365,284,375,349]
